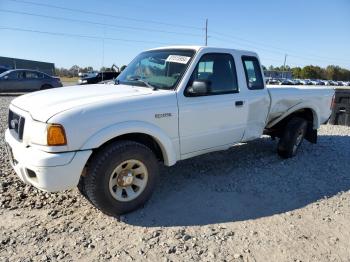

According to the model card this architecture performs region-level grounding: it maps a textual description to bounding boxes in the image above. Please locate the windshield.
[116,49,195,90]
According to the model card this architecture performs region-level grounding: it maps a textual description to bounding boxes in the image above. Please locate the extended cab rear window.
[242,56,264,90]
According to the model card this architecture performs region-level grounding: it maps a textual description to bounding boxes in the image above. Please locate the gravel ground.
[0,96,350,262]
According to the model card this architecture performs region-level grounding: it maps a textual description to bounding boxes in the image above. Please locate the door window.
[37,72,45,78]
[25,71,39,79]
[242,56,264,90]
[188,53,238,95]
[7,71,25,80]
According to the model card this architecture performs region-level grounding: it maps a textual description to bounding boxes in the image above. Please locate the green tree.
[80,66,94,73]
[301,66,322,79]
[69,65,80,77]
[325,65,342,80]
[291,67,302,78]
[266,64,350,80]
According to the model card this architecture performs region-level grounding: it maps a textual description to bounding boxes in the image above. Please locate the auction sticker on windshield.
[166,55,191,64]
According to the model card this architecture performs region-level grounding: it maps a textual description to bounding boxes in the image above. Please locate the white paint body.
[5,46,334,192]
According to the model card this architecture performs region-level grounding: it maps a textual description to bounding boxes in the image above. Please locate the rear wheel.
[277,117,308,159]
[81,140,159,216]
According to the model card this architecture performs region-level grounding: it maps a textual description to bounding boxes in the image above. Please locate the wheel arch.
[80,121,178,166]
[40,84,53,90]
[266,103,320,130]
[265,105,320,143]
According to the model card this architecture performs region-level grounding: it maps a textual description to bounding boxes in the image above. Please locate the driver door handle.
[235,101,244,106]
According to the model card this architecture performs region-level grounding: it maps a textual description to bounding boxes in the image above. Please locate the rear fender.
[266,102,320,129]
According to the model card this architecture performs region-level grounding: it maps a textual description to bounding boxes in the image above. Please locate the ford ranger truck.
[5,46,334,215]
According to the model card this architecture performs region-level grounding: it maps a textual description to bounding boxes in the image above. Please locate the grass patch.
[59,77,79,82]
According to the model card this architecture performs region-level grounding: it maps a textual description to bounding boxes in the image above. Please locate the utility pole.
[205,18,208,46]
[282,54,287,79]
[101,28,105,82]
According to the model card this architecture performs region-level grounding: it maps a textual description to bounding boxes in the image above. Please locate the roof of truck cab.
[148,46,258,56]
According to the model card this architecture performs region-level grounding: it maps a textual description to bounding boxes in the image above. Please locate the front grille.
[8,109,25,140]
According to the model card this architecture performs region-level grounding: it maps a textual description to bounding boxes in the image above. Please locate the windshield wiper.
[128,76,158,90]
[136,79,158,90]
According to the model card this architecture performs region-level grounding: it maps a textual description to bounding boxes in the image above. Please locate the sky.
[0,0,349,70]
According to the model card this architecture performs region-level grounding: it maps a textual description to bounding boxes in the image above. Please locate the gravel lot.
[1,95,350,262]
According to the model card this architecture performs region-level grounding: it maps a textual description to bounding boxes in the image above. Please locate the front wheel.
[277,117,308,159]
[82,140,159,216]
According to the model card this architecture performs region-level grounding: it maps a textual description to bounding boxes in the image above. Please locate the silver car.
[0,69,62,92]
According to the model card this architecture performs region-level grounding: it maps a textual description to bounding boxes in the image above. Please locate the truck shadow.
[125,134,350,227]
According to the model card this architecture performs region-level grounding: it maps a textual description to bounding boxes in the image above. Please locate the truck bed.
[266,85,334,128]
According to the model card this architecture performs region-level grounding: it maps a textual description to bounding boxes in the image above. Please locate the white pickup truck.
[5,46,334,215]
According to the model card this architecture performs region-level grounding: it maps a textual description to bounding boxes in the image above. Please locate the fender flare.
[80,121,178,166]
[266,102,320,129]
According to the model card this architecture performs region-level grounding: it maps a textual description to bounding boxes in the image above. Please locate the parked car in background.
[307,79,322,85]
[78,71,98,78]
[300,79,312,85]
[330,81,338,86]
[0,69,62,92]
[271,79,349,87]
[78,71,120,85]
[78,64,120,85]
[292,79,302,85]
[279,79,294,85]
[325,80,334,85]
[267,78,280,85]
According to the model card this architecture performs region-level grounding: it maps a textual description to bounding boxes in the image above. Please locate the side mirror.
[186,80,210,97]
[3,75,9,80]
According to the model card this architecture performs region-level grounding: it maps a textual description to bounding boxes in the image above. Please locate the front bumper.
[5,129,92,192]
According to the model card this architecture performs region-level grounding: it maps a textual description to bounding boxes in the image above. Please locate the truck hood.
[11,84,153,122]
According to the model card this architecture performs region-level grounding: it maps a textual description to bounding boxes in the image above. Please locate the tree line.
[55,65,93,77]
[263,65,350,81]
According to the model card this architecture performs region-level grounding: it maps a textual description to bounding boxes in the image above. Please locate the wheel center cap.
[117,171,134,187]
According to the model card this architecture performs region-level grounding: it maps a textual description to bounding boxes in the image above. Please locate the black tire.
[40,84,53,90]
[277,117,308,159]
[81,140,159,216]
[77,171,88,198]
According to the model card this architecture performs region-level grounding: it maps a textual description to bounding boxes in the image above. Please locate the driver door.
[178,53,248,156]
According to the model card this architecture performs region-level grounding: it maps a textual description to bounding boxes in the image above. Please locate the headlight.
[30,121,48,145]
[47,124,67,146]
[30,122,67,146]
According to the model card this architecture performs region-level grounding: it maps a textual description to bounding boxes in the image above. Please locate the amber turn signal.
[47,124,67,146]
